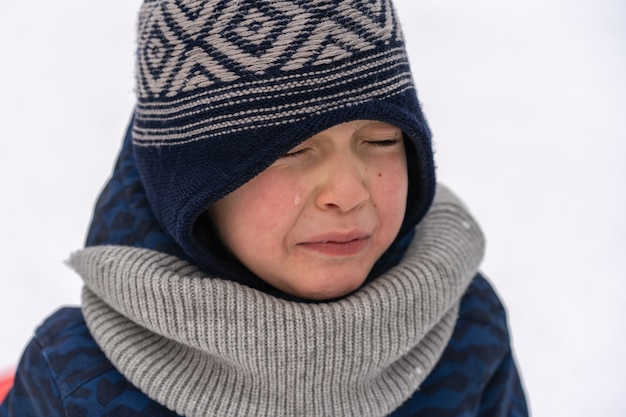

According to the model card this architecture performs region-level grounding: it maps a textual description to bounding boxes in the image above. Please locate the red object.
[0,371,14,403]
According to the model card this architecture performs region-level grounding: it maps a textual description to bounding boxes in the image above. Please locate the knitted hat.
[132,0,435,282]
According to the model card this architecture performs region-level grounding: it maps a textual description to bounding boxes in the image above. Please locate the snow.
[1,1,624,416]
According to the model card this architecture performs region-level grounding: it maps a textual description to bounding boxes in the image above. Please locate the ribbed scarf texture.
[71,186,484,417]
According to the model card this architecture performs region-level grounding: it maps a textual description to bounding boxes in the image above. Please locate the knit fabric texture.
[71,185,484,417]
[132,0,436,279]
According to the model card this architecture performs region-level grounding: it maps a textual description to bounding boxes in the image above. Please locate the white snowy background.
[1,1,624,415]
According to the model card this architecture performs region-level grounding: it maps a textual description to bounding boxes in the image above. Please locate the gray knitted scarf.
[70,185,484,417]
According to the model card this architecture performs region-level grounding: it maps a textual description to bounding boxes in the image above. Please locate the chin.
[291,273,368,301]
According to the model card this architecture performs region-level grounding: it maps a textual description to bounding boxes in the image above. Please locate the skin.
[208,120,408,300]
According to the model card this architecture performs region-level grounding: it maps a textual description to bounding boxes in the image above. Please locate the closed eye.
[282,147,311,158]
[367,139,402,147]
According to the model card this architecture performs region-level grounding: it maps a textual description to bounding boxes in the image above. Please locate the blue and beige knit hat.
[132,0,436,285]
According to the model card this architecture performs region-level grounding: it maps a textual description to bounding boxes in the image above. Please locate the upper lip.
[299,230,370,244]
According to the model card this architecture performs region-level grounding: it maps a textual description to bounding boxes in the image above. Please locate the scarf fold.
[70,185,484,417]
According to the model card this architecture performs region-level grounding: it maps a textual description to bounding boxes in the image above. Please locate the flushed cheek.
[245,180,306,248]
[372,168,408,235]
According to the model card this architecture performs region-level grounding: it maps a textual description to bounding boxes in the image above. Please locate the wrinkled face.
[208,120,408,300]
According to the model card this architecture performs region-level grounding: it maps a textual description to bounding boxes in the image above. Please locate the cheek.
[223,174,303,245]
[375,160,409,220]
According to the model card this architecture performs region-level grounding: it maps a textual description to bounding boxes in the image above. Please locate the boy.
[0,1,527,416]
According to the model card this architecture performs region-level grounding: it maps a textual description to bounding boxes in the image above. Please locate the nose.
[314,153,370,212]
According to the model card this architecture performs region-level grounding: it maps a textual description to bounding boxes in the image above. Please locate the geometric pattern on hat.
[134,48,413,146]
[137,0,400,99]
[134,0,412,147]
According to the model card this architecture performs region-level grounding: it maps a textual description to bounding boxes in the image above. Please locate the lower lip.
[299,238,369,256]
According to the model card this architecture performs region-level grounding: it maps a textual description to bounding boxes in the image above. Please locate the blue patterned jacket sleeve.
[0,333,65,416]
[0,276,527,417]
[391,274,528,416]
[0,308,180,417]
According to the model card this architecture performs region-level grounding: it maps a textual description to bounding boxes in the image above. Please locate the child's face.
[208,120,408,300]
